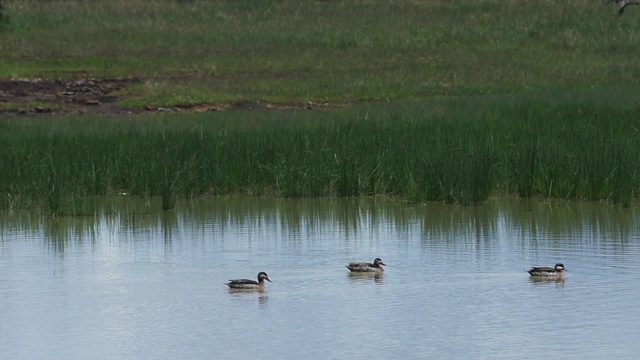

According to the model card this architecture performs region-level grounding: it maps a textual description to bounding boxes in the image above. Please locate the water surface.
[1,198,639,359]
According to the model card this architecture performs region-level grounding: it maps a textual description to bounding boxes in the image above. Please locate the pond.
[1,198,639,359]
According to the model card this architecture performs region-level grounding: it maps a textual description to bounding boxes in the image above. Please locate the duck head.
[258,272,272,282]
[373,258,386,267]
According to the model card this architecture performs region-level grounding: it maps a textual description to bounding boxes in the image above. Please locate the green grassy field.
[1,0,639,107]
[1,0,640,214]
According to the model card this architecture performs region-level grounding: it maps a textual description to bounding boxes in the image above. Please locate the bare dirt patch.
[0,77,335,116]
[0,77,143,116]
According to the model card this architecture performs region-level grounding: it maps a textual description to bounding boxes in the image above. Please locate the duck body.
[527,263,566,277]
[346,258,386,273]
[226,271,272,289]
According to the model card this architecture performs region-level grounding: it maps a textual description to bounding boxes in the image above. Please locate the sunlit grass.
[1,96,639,215]
[1,0,640,106]
[1,0,640,215]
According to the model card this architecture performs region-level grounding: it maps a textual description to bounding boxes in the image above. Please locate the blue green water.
[1,198,639,359]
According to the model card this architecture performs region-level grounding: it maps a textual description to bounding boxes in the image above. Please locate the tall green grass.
[1,98,639,215]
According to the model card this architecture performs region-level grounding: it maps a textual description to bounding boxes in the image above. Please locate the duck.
[527,263,566,278]
[225,271,272,290]
[346,258,386,273]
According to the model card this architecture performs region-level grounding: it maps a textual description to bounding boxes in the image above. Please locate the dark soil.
[0,77,333,116]
[0,77,143,116]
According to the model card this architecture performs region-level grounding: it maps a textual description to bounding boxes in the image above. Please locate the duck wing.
[226,278,259,286]
[528,266,554,272]
[346,262,374,272]
[527,266,557,275]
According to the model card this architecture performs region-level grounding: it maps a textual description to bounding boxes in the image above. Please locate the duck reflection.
[227,288,270,307]
[348,271,385,285]
[258,294,269,308]
[227,287,268,295]
[529,276,565,287]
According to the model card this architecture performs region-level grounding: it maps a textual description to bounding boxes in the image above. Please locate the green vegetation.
[1,0,639,107]
[1,98,639,215]
[1,0,639,215]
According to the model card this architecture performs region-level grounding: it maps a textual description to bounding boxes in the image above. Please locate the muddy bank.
[0,77,332,116]
[0,77,142,116]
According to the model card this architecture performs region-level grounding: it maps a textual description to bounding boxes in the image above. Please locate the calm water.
[1,198,639,359]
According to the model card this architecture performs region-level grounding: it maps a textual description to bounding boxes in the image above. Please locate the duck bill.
[266,278,272,282]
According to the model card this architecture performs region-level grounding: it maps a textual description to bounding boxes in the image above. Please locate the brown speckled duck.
[527,263,566,278]
[225,272,272,290]
[346,258,386,273]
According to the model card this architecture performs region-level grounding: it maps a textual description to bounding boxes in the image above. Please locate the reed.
[1,0,640,215]
[2,97,639,214]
